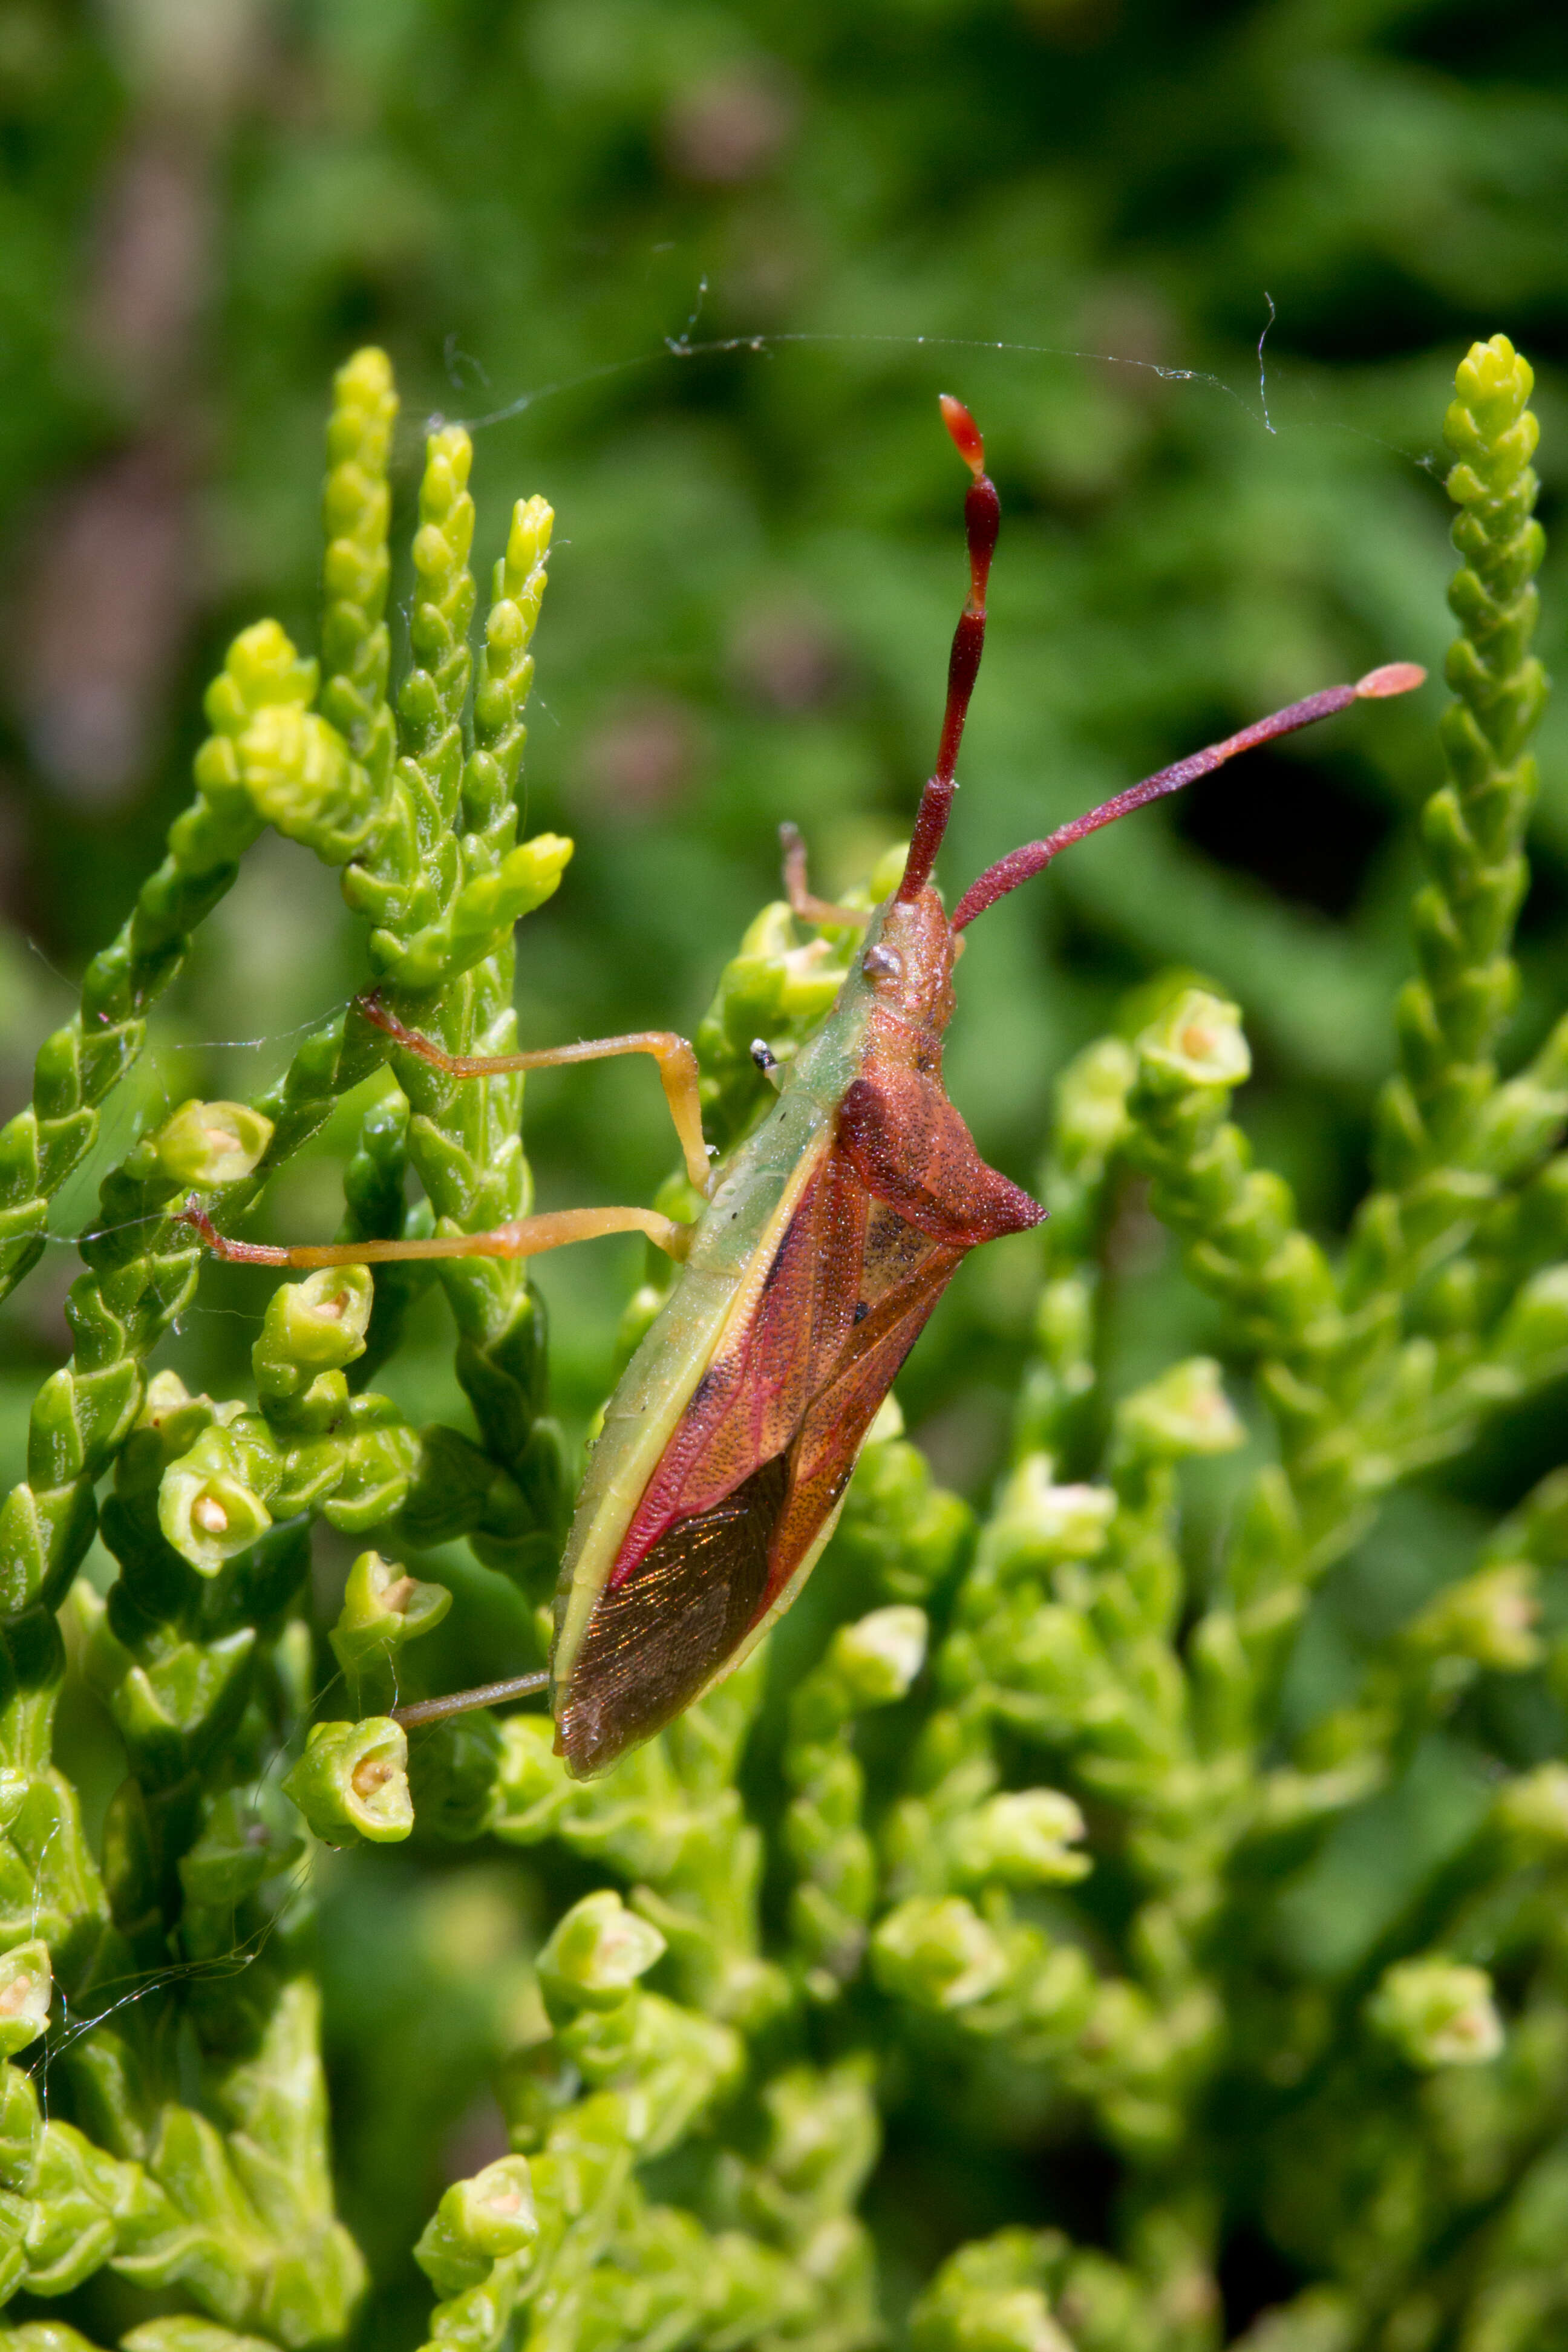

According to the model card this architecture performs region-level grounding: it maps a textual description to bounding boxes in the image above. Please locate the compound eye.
[861,943,903,984]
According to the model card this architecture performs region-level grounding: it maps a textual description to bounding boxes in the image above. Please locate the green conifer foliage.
[0,335,1564,2352]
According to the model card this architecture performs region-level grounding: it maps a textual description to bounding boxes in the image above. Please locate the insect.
[188,397,1423,1777]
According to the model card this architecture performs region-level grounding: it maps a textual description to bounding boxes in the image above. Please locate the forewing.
[610,1136,864,1582]
[556,1072,1037,1777]
[554,1453,789,1777]
[761,1220,963,1619]
[754,1108,1019,1616]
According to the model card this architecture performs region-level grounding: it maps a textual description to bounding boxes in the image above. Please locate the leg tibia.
[393,1670,550,1729]
[359,995,710,1191]
[183,1200,695,1269]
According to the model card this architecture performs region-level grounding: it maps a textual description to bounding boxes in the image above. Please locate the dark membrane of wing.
[556,1451,789,1775]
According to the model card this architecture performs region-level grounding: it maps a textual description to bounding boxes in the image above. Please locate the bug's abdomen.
[553,1452,789,1776]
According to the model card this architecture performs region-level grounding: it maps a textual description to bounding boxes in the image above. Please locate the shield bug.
[188,397,1423,1776]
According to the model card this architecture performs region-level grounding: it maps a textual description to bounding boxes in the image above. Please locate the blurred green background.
[4,0,1568,2335]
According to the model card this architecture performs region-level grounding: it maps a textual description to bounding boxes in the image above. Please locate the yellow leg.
[359,995,710,1192]
[779,822,871,930]
[183,1200,695,1269]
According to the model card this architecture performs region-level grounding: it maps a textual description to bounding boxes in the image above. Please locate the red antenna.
[897,394,999,903]
[950,662,1426,931]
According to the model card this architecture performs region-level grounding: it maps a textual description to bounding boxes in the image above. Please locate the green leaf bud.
[1135,988,1250,1093]
[141,1366,195,1420]
[958,1791,1091,1889]
[1115,1357,1245,1463]
[489,1715,573,1843]
[329,1549,451,1686]
[178,1784,304,1907]
[405,1712,508,1842]
[1474,1014,1568,1177]
[1445,335,1535,487]
[500,484,552,587]
[150,1099,275,1188]
[537,1888,665,2015]
[1368,1955,1503,2069]
[1405,1563,1541,1671]
[868,841,910,898]
[492,831,573,917]
[159,1425,276,1574]
[0,1938,51,2056]
[123,2324,280,2352]
[830,1606,929,1706]
[111,1625,256,1765]
[734,900,793,972]
[283,1717,413,1844]
[134,1370,230,1470]
[1492,1266,1568,1389]
[236,702,379,864]
[1491,1764,1568,1858]
[920,2282,1071,2352]
[201,616,316,739]
[910,2229,1074,2352]
[777,946,851,1021]
[413,2154,537,2298]
[981,1454,1116,1578]
[11,2328,119,2352]
[367,832,575,987]
[496,2039,578,2154]
[835,1428,972,1606]
[1054,1035,1137,1168]
[253,1266,374,1408]
[1053,2252,1162,2349]
[871,1896,1010,2011]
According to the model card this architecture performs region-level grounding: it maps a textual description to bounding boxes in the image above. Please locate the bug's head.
[854,887,956,1037]
[896,396,1426,941]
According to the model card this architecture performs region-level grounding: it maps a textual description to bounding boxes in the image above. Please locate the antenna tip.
[1354,661,1426,700]
[938,393,985,477]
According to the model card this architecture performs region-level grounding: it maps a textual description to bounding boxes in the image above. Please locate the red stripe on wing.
[607,1138,864,1587]
[601,1068,1041,1624]
[757,1225,963,1618]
